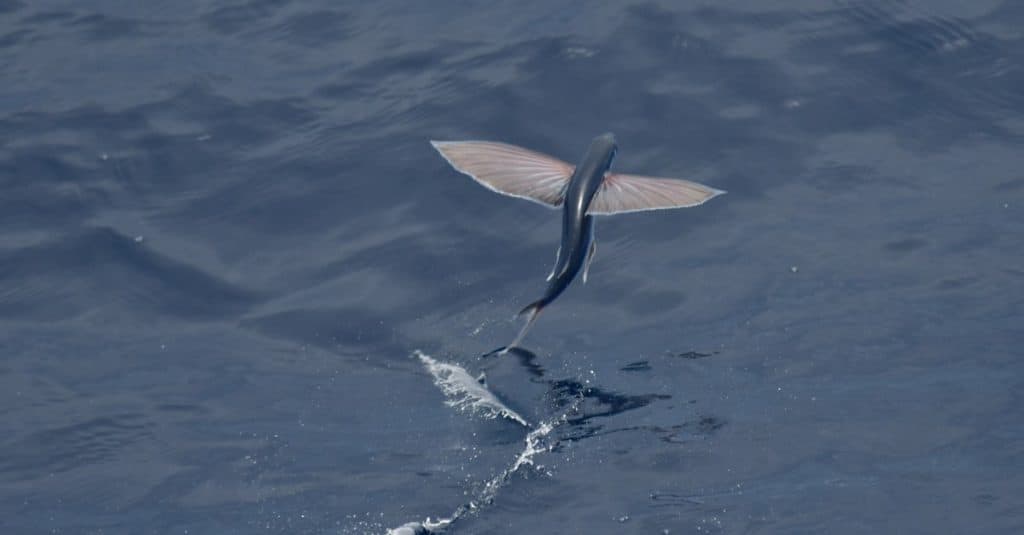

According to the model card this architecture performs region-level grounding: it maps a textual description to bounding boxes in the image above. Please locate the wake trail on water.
[388,351,578,535]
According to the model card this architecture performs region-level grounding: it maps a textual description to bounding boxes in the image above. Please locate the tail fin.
[517,299,544,319]
[500,300,544,354]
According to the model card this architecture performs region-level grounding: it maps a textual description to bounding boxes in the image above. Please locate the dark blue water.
[2,1,1023,533]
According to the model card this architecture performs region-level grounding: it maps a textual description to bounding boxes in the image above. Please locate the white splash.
[387,413,564,535]
[479,419,557,500]
[386,518,449,535]
[414,350,528,427]
[386,351,579,534]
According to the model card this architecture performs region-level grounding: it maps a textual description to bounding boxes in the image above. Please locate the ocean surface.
[2,1,1023,533]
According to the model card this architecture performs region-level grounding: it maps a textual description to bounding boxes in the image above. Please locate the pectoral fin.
[587,172,725,215]
[430,141,574,208]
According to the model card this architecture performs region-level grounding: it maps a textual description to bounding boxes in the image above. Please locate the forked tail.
[501,300,545,354]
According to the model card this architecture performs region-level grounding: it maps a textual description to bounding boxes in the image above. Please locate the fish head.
[577,133,618,204]
[593,133,618,165]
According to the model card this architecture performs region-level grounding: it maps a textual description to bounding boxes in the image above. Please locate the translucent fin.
[546,246,561,282]
[587,172,725,215]
[499,301,543,354]
[583,239,596,284]
[583,219,596,283]
[431,140,574,208]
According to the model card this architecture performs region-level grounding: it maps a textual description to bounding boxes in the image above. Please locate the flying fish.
[431,133,724,351]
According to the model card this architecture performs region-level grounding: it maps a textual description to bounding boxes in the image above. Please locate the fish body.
[538,134,616,303]
[431,133,724,351]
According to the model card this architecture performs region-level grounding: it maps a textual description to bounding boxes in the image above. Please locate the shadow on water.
[669,350,717,360]
[400,344,725,533]
[549,378,671,424]
[482,346,547,379]
[482,344,722,432]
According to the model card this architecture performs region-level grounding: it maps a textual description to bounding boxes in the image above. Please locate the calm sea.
[1,1,1022,533]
